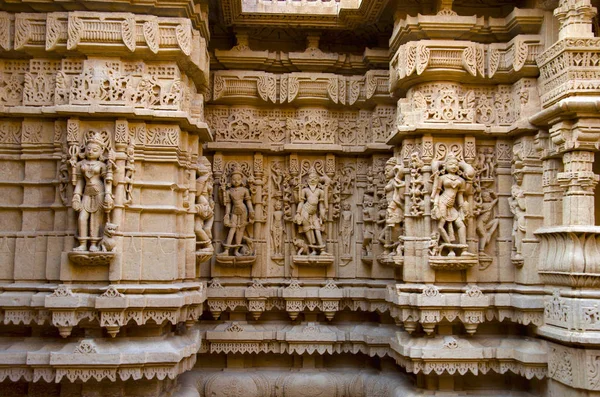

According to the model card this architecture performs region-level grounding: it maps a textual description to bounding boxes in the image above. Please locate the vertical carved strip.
[143,20,159,54]
[121,17,136,52]
[67,15,83,50]
[0,12,12,51]
[14,14,31,50]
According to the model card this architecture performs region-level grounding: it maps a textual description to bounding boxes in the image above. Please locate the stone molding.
[0,330,200,383]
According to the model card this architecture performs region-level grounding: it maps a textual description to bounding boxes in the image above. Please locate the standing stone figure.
[475,190,499,252]
[294,168,328,255]
[362,193,375,256]
[339,202,354,256]
[431,154,473,255]
[509,183,526,263]
[271,200,285,256]
[384,157,404,226]
[194,156,214,251]
[72,131,114,252]
[221,165,255,256]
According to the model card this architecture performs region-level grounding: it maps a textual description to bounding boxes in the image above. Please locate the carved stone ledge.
[387,284,545,333]
[536,226,600,287]
[195,248,214,265]
[0,331,200,383]
[390,37,542,95]
[292,254,335,268]
[389,8,545,53]
[213,47,389,74]
[429,254,478,271]
[9,12,204,64]
[210,70,391,107]
[215,253,256,268]
[390,332,547,380]
[68,251,115,266]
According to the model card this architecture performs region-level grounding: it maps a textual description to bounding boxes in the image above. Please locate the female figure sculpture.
[194,157,214,251]
[72,131,114,252]
[431,154,474,256]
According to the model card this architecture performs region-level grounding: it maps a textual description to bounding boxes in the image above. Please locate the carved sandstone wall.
[0,0,600,396]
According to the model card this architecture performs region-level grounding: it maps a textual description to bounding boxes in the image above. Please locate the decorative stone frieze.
[390,37,541,95]
[395,79,539,135]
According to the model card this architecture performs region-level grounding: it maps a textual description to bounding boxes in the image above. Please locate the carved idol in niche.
[475,190,499,253]
[430,154,475,256]
[384,157,405,226]
[509,183,526,264]
[72,131,115,252]
[339,201,354,256]
[271,199,285,257]
[194,156,214,252]
[362,193,375,257]
[294,167,328,255]
[220,164,255,257]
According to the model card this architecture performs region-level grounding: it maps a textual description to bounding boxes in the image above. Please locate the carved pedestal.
[292,254,335,268]
[68,251,115,266]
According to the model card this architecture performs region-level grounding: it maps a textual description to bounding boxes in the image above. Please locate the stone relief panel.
[397,79,539,130]
[210,70,389,106]
[0,58,205,125]
[207,153,403,279]
[205,105,395,148]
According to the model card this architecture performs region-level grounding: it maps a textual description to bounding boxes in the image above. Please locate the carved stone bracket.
[537,226,600,287]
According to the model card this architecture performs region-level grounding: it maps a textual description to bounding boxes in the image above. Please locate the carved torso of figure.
[509,185,526,232]
[297,184,325,232]
[228,186,252,227]
[78,160,107,213]
[434,173,466,222]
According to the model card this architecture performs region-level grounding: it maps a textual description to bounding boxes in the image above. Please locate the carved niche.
[428,143,478,270]
[216,161,256,267]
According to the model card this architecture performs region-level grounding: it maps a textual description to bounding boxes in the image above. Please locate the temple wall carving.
[1,0,600,396]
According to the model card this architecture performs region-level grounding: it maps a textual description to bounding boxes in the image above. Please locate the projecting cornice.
[218,0,390,29]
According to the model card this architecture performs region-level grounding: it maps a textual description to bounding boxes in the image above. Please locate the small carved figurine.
[475,191,499,252]
[271,200,285,256]
[339,202,354,255]
[509,183,526,262]
[362,193,375,256]
[194,157,214,251]
[99,223,118,252]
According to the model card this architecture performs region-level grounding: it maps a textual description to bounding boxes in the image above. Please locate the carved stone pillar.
[558,150,598,225]
[554,0,597,40]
